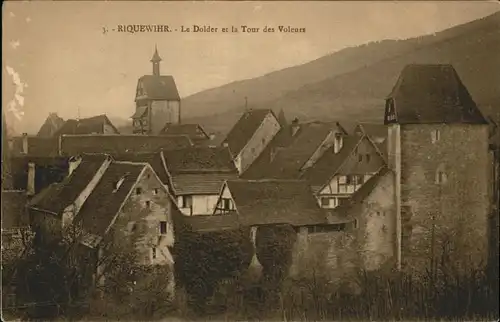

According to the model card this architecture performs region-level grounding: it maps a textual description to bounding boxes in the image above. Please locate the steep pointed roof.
[37,113,65,137]
[151,46,162,62]
[385,64,488,125]
[54,115,119,136]
[136,75,180,101]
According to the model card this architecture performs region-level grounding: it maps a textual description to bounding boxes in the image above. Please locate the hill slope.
[182,11,500,134]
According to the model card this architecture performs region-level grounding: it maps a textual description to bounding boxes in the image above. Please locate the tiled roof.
[11,136,59,157]
[131,106,148,119]
[267,122,336,178]
[136,75,180,101]
[241,126,295,179]
[180,213,240,232]
[1,190,28,230]
[333,167,392,214]
[301,135,363,187]
[223,109,274,157]
[60,134,192,156]
[75,162,146,237]
[54,115,119,136]
[37,113,65,137]
[29,154,110,215]
[112,152,169,184]
[227,179,327,226]
[160,124,209,141]
[163,146,236,174]
[386,64,488,125]
[171,173,237,195]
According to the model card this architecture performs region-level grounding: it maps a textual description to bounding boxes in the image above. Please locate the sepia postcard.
[1,1,499,321]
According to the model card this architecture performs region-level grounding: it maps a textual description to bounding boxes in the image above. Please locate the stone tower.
[385,64,490,273]
[132,46,181,134]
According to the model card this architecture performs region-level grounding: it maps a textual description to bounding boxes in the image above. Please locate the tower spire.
[151,45,162,76]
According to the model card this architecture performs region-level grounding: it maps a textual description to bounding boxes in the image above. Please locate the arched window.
[435,164,447,184]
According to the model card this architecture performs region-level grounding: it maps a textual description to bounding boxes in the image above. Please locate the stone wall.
[399,124,490,273]
[289,227,358,283]
[113,166,175,267]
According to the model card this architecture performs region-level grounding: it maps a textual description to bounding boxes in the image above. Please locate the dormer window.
[334,133,343,153]
[113,177,126,192]
[435,163,447,185]
[436,170,447,185]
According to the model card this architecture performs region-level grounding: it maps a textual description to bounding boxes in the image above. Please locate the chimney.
[27,162,35,196]
[22,133,28,154]
[291,118,300,136]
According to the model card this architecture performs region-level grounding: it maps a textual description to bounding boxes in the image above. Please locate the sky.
[2,1,499,133]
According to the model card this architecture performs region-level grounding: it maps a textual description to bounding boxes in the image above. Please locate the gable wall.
[113,166,175,267]
[238,112,281,174]
[177,194,220,216]
[316,138,385,208]
[213,184,236,215]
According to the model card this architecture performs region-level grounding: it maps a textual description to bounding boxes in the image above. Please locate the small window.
[181,195,193,208]
[136,187,142,195]
[358,154,363,162]
[431,129,441,143]
[153,188,159,195]
[321,198,330,206]
[354,219,359,229]
[159,221,167,235]
[152,247,157,259]
[366,154,371,163]
[222,198,232,210]
[346,175,352,185]
[436,170,447,184]
[338,176,347,184]
[145,200,151,208]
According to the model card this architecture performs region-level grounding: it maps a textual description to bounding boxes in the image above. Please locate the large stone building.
[132,47,181,134]
[385,64,490,273]
[28,154,177,294]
